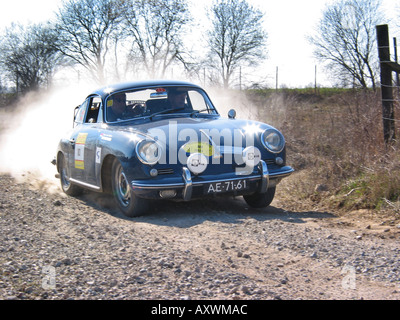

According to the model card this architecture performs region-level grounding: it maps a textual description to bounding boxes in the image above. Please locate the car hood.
[109,116,273,148]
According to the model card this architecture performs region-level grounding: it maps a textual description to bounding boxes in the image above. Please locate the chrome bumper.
[131,160,294,201]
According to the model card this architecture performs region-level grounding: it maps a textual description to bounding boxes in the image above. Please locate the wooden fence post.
[376,24,396,145]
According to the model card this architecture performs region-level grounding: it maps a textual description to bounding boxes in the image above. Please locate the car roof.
[90,80,203,99]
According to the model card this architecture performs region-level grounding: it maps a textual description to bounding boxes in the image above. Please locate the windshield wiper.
[190,109,211,117]
[146,107,185,120]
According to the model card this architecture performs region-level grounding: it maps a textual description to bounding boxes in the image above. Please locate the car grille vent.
[156,161,275,176]
[158,168,174,175]
[264,159,275,165]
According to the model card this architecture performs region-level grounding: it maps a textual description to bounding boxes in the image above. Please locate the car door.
[68,96,101,187]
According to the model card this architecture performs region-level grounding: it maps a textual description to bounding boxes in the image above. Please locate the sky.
[0,0,398,88]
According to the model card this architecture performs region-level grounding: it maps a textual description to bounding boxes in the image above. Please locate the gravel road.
[1,173,399,300]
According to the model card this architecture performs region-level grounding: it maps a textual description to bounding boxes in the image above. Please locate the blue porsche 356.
[54,80,294,216]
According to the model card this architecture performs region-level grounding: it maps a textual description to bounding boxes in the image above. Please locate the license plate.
[206,179,249,194]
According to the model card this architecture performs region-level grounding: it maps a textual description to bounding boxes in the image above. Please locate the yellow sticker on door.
[75,133,88,169]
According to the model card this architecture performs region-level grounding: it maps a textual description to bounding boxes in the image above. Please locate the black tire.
[59,153,83,196]
[111,159,148,217]
[243,187,276,208]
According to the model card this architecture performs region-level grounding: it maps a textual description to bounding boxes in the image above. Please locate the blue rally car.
[54,80,294,217]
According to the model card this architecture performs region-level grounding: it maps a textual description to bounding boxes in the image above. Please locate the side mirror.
[228,109,236,119]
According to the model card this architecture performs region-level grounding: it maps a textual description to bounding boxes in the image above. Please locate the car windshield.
[105,86,218,123]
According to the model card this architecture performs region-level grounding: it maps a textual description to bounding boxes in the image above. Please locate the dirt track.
[1,173,399,300]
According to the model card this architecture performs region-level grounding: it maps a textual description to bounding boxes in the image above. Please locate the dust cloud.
[0,84,93,193]
[205,87,260,121]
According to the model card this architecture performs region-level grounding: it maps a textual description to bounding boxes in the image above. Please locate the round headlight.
[261,129,285,153]
[136,140,162,165]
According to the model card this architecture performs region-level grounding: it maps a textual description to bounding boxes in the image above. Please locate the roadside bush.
[246,88,400,215]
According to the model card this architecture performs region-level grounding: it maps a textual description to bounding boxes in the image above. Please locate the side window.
[85,96,102,123]
[74,99,89,126]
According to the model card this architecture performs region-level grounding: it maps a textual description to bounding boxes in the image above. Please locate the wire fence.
[381,77,400,123]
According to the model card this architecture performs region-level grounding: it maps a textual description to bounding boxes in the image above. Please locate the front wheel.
[111,159,148,217]
[243,187,276,208]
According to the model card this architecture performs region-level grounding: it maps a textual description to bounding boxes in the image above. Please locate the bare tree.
[309,0,384,89]
[121,0,192,79]
[0,22,63,93]
[55,0,125,84]
[206,0,267,89]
